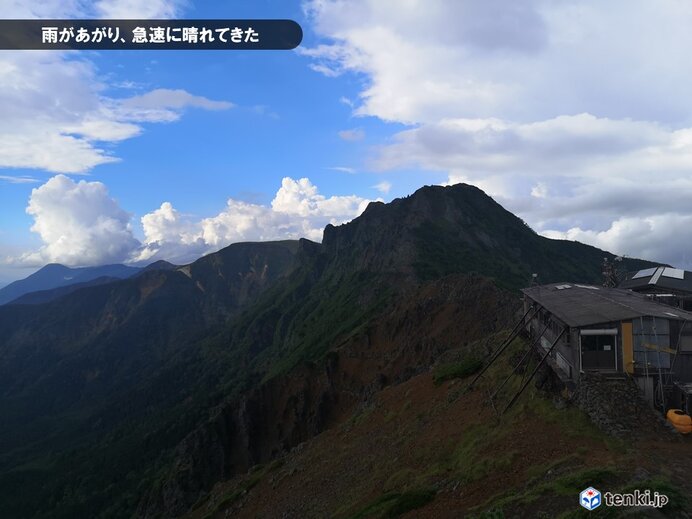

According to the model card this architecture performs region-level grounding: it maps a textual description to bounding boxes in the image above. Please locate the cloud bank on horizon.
[10,175,373,267]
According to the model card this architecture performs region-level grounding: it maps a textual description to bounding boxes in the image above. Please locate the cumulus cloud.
[137,202,207,264]
[139,178,375,262]
[194,177,372,252]
[13,176,376,267]
[304,0,692,267]
[543,215,692,269]
[270,177,371,218]
[302,0,549,123]
[141,202,199,245]
[200,198,324,246]
[15,175,140,266]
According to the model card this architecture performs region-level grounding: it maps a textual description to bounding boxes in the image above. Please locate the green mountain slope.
[0,241,301,518]
[0,184,659,518]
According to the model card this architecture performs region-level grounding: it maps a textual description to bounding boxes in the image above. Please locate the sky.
[2,0,692,285]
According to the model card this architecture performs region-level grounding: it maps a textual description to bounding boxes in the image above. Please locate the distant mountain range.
[0,184,660,519]
[0,261,178,306]
[0,263,140,305]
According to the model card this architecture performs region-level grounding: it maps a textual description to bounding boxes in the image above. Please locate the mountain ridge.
[0,183,662,518]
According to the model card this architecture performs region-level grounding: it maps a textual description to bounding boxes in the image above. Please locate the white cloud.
[271,177,370,218]
[339,96,354,108]
[14,176,376,267]
[373,114,692,266]
[0,175,39,184]
[304,0,692,125]
[542,215,692,269]
[338,128,365,141]
[15,175,140,266]
[327,166,356,174]
[0,2,230,174]
[0,49,232,173]
[302,0,547,124]
[304,0,692,267]
[530,182,548,199]
[373,181,391,194]
[137,202,207,264]
[194,178,373,250]
[141,202,198,246]
[373,114,674,177]
[200,198,325,246]
[139,177,375,262]
[120,89,233,123]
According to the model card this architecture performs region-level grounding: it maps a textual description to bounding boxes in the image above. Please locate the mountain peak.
[323,182,651,288]
[141,260,178,272]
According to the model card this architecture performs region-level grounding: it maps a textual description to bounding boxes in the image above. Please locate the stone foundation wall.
[573,372,671,438]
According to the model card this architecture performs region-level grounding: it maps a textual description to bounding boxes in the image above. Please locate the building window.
[633,317,670,368]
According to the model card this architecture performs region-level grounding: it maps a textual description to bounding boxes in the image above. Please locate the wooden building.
[522,283,692,411]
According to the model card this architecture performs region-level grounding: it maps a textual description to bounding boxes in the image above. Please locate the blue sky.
[3,0,692,285]
[0,0,433,284]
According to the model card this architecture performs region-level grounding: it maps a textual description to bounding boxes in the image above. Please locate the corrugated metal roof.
[620,267,692,294]
[522,283,692,328]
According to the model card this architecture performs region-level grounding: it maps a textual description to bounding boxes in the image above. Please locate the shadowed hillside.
[0,184,661,519]
[0,263,142,305]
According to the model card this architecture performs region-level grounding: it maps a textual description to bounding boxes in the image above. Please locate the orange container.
[667,409,692,434]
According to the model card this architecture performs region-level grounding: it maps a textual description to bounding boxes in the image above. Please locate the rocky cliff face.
[137,274,518,518]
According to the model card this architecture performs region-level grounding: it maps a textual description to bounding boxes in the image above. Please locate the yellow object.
[666,409,692,434]
[622,321,634,375]
[643,343,677,354]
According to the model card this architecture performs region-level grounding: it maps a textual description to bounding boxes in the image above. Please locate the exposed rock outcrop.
[136,274,518,518]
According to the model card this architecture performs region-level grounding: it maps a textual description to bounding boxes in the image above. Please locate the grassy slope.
[187,333,692,519]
